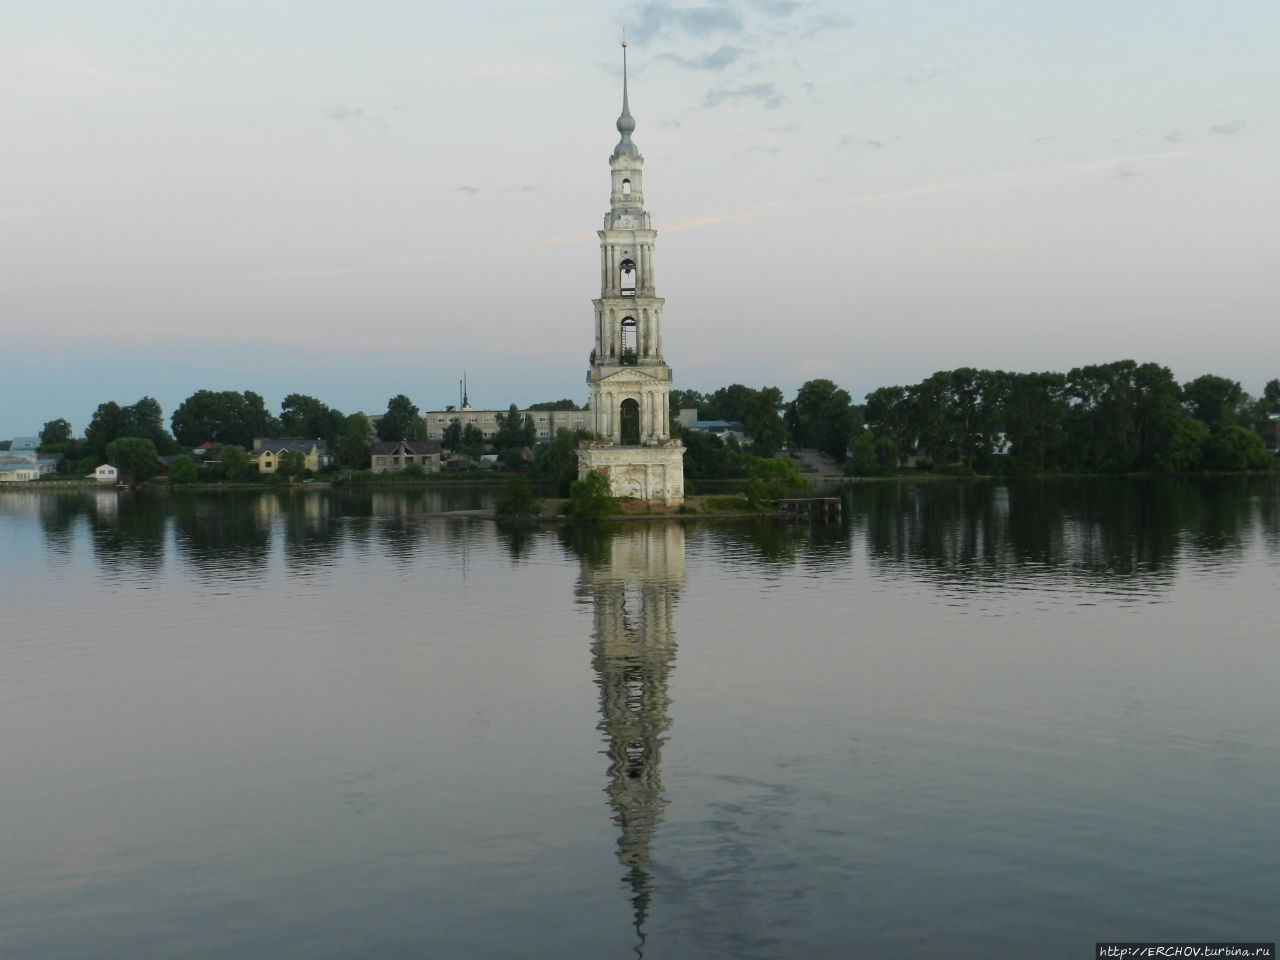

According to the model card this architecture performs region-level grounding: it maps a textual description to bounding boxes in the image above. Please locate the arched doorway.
[620,398,640,445]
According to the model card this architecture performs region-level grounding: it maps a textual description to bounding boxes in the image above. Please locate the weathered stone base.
[578,441,685,505]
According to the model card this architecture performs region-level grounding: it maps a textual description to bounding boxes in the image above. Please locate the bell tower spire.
[578,41,685,505]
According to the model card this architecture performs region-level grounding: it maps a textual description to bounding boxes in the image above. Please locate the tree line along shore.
[8,361,1278,491]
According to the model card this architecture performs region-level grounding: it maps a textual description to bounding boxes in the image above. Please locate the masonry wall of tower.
[578,43,684,504]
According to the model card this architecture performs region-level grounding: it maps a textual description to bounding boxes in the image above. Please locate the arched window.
[620,317,637,364]
[621,178,632,197]
[620,258,636,297]
[620,398,640,445]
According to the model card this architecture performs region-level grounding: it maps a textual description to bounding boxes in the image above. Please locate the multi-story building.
[422,406,591,443]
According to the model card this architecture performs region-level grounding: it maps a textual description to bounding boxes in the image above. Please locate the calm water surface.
[2,479,1278,958]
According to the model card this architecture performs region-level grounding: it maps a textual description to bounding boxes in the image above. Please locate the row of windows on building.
[423,410,589,442]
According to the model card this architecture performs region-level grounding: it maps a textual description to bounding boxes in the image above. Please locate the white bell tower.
[578,41,685,504]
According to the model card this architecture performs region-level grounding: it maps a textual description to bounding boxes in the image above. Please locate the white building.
[423,406,591,443]
[577,44,685,505]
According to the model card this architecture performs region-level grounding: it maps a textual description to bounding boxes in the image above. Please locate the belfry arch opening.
[621,178,632,197]
[620,398,640,445]
[620,317,637,363]
[620,259,636,297]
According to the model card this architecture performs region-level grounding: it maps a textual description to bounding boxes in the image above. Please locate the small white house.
[91,464,119,484]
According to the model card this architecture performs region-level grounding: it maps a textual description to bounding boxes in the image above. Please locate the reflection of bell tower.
[575,524,685,950]
[578,41,685,505]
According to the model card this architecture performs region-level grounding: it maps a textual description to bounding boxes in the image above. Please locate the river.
[1,477,1277,958]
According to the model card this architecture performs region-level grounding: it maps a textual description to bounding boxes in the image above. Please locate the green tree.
[846,430,897,476]
[987,370,1067,474]
[377,395,425,441]
[863,386,913,463]
[40,418,73,447]
[1204,425,1272,471]
[566,469,616,522]
[123,397,177,453]
[787,379,854,461]
[533,428,589,496]
[745,456,807,505]
[86,401,127,461]
[527,399,580,411]
[1152,416,1206,473]
[338,413,373,469]
[460,424,486,457]
[493,403,536,451]
[1263,378,1280,412]
[105,437,161,481]
[170,453,199,484]
[705,384,787,453]
[87,397,177,459]
[441,420,462,451]
[1181,375,1246,429]
[495,476,540,516]
[280,393,345,447]
[220,444,255,482]
[278,450,307,477]
[171,389,278,448]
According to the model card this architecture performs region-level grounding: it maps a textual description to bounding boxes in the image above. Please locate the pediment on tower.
[599,369,660,385]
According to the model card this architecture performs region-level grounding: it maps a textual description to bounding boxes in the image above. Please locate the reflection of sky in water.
[1,480,1278,959]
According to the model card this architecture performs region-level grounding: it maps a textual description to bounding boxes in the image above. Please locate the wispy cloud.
[659,45,744,70]
[705,82,784,109]
[839,134,898,150]
[456,185,480,195]
[863,66,966,86]
[1209,121,1242,135]
[324,104,364,122]
[630,3,745,44]
[751,0,802,15]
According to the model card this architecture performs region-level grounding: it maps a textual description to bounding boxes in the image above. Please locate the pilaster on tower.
[578,41,684,505]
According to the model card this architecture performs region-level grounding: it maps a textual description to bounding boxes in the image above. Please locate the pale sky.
[3,1,1278,440]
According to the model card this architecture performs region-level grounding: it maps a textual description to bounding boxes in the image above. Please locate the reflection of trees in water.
[565,524,685,955]
[37,491,97,559]
[1259,480,1280,555]
[495,522,537,562]
[273,492,340,572]
[849,477,1280,587]
[1181,476,1274,559]
[692,517,849,571]
[170,492,271,579]
[90,491,167,574]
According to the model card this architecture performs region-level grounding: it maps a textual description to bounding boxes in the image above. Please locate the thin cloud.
[1209,121,1242,135]
[751,0,802,15]
[839,134,897,150]
[456,185,480,194]
[630,3,745,44]
[801,11,855,35]
[859,66,966,86]
[704,82,785,109]
[324,105,364,122]
[659,45,744,70]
